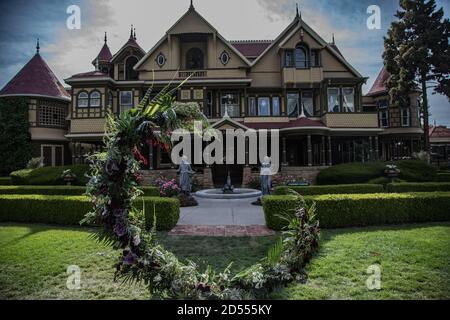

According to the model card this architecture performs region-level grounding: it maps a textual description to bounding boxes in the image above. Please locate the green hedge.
[0,195,179,230]
[0,185,159,197]
[386,182,450,193]
[436,173,450,182]
[10,165,90,186]
[316,160,437,185]
[0,177,11,185]
[273,184,384,195]
[263,192,450,230]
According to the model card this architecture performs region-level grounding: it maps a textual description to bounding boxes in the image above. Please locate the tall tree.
[383,0,449,152]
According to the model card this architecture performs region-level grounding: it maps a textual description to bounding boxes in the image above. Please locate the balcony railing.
[179,70,207,78]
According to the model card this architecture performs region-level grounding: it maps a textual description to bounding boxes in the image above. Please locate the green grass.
[273,223,450,300]
[0,222,449,300]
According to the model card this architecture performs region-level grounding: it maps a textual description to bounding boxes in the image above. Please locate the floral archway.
[83,85,320,299]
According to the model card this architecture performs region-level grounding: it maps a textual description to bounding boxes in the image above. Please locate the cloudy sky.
[0,0,448,124]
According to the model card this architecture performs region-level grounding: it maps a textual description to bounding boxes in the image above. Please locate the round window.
[156,53,166,67]
[220,51,230,65]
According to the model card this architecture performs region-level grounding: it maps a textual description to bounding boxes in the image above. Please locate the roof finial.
[36,38,40,54]
[104,32,107,44]
[332,33,335,45]
[95,58,99,71]
[133,28,137,40]
[296,3,300,18]
[130,24,134,39]
[190,0,194,10]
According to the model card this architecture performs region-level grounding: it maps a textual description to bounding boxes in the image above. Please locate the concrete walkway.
[169,196,275,236]
[178,196,265,226]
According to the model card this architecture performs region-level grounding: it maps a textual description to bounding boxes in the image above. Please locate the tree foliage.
[0,98,33,176]
[383,0,449,149]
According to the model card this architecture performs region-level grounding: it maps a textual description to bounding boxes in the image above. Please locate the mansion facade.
[0,3,424,185]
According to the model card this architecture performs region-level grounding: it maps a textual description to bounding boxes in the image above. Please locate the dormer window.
[186,48,204,70]
[125,56,139,80]
[295,45,308,69]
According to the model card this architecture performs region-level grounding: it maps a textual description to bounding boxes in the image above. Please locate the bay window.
[287,93,299,117]
[272,97,281,116]
[327,88,340,113]
[89,91,101,107]
[301,91,314,117]
[77,92,88,108]
[342,88,355,112]
[221,93,240,117]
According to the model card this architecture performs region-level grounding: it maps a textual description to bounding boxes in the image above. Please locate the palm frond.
[267,237,284,267]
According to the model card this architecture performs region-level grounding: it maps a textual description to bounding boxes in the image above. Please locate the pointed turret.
[92,32,113,66]
[0,40,69,101]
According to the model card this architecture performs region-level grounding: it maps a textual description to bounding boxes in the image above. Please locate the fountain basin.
[195,188,262,199]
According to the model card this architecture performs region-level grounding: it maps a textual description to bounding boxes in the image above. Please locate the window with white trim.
[77,92,88,108]
[89,91,101,107]
[327,88,340,113]
[120,91,133,113]
[401,108,410,127]
[257,97,270,116]
[287,93,299,117]
[272,97,281,116]
[248,97,257,116]
[342,88,355,112]
[301,91,314,117]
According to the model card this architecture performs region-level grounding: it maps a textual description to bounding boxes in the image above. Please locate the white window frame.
[272,96,281,116]
[379,109,389,128]
[89,91,101,107]
[77,92,89,108]
[401,108,410,127]
[327,88,340,113]
[342,87,355,113]
[257,97,271,116]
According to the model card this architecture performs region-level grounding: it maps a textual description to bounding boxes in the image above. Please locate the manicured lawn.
[0,222,449,299]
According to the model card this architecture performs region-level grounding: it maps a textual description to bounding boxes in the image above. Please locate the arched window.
[89,91,101,107]
[186,48,204,70]
[295,45,308,69]
[125,56,139,80]
[77,92,88,108]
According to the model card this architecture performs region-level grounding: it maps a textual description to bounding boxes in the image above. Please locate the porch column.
[245,136,249,167]
[149,141,154,170]
[282,137,288,166]
[369,136,373,161]
[327,136,332,166]
[321,136,326,166]
[307,135,312,167]
[374,136,379,160]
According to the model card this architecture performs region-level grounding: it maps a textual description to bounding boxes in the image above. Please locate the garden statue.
[178,155,195,194]
[222,170,234,194]
[260,156,272,196]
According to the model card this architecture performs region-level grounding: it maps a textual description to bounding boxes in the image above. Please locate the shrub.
[0,195,179,230]
[141,197,180,230]
[176,193,198,207]
[263,192,450,230]
[26,157,44,169]
[0,97,33,176]
[396,160,437,182]
[316,162,385,185]
[273,184,384,196]
[0,177,11,185]
[247,176,261,190]
[0,185,159,196]
[154,177,181,197]
[436,173,450,182]
[386,182,450,193]
[10,165,90,186]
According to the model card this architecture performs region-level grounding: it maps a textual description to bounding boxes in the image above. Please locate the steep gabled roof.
[230,40,272,60]
[251,15,363,78]
[134,5,252,70]
[111,28,145,63]
[0,52,70,101]
[429,126,450,139]
[367,67,389,96]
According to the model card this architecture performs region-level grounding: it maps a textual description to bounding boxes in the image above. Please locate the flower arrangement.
[82,83,320,300]
[154,177,181,197]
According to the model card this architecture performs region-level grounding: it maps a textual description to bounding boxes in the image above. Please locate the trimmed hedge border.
[0,177,11,185]
[436,173,450,182]
[273,184,384,195]
[263,192,450,230]
[386,182,450,193]
[0,185,159,196]
[0,195,179,230]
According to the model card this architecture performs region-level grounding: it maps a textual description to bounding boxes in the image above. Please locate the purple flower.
[113,208,126,217]
[124,251,137,266]
[113,222,127,237]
